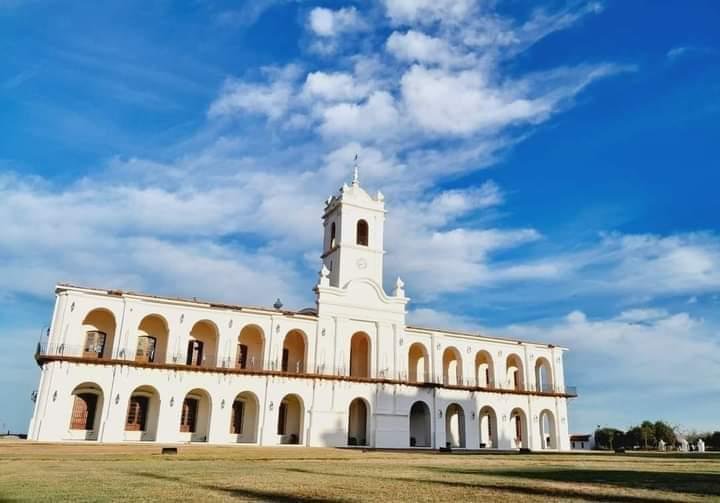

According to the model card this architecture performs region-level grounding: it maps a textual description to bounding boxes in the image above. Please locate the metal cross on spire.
[352,153,359,185]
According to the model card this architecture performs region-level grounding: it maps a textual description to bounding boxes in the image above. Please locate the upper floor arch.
[506,353,525,391]
[349,332,371,378]
[535,357,554,392]
[282,329,307,373]
[187,320,220,368]
[442,347,463,386]
[136,314,169,364]
[235,324,265,371]
[81,308,116,359]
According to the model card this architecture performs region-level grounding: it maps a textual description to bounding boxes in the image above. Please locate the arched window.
[125,396,149,431]
[349,332,370,378]
[70,393,98,430]
[535,357,553,393]
[180,398,198,433]
[408,343,429,383]
[330,222,337,248]
[136,315,169,364]
[281,330,306,373]
[83,331,107,359]
[135,336,157,363]
[356,219,368,246]
[442,347,463,386]
[81,309,116,359]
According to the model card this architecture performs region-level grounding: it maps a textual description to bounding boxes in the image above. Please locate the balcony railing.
[35,343,578,397]
[564,385,578,397]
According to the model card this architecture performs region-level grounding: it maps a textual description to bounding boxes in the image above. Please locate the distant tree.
[640,421,657,449]
[654,421,676,446]
[594,428,624,450]
[707,431,720,450]
[625,426,642,449]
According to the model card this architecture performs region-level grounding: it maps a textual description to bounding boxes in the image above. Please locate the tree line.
[594,421,720,450]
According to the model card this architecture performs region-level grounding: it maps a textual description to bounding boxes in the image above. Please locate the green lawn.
[0,442,718,502]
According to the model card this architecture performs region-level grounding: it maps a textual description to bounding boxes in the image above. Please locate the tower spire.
[352,153,359,186]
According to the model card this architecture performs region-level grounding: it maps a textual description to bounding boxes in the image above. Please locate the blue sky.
[1,0,719,435]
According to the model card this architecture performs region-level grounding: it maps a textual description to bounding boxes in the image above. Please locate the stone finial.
[394,276,405,298]
[318,264,330,287]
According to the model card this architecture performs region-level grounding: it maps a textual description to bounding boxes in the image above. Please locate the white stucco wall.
[28,177,573,451]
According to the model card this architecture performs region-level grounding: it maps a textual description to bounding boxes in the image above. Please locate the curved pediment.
[316,277,408,317]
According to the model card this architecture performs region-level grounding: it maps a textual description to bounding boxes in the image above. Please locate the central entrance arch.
[277,394,303,444]
[230,391,260,443]
[347,398,369,446]
[409,401,431,447]
[445,403,466,448]
[478,406,498,448]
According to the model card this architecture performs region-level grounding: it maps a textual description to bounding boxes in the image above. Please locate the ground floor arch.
[347,398,369,446]
[124,385,160,441]
[510,408,529,449]
[478,405,498,448]
[409,401,431,447]
[180,388,212,442]
[69,382,104,440]
[230,391,260,443]
[445,403,466,448]
[277,394,303,444]
[539,409,557,449]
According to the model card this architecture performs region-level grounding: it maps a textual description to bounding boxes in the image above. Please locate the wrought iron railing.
[35,342,579,396]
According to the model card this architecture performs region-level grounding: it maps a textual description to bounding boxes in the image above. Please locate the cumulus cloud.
[308,6,364,37]
[503,308,720,430]
[386,30,468,67]
[319,91,401,140]
[208,64,301,120]
[382,0,477,26]
[1,1,637,310]
[303,71,374,102]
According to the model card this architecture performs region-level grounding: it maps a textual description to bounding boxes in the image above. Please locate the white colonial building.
[28,171,575,450]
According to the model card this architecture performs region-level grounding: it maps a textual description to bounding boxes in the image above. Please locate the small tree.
[654,421,676,447]
[708,431,720,450]
[594,428,624,450]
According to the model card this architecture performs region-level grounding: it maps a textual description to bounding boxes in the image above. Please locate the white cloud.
[400,63,629,136]
[503,308,720,431]
[590,232,720,296]
[319,91,401,140]
[400,65,547,135]
[303,71,373,102]
[208,64,301,120]
[308,6,364,37]
[382,0,477,26]
[386,30,467,67]
[510,310,720,393]
[667,46,689,61]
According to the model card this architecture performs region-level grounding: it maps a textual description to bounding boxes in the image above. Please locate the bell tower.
[321,162,386,289]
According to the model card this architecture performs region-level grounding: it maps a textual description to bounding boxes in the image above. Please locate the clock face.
[356,258,368,270]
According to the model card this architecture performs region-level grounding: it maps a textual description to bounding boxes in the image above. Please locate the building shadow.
[129,470,343,502]
[425,466,720,497]
[283,467,665,503]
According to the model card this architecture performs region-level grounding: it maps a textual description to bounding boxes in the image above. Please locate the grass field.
[0,442,719,502]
